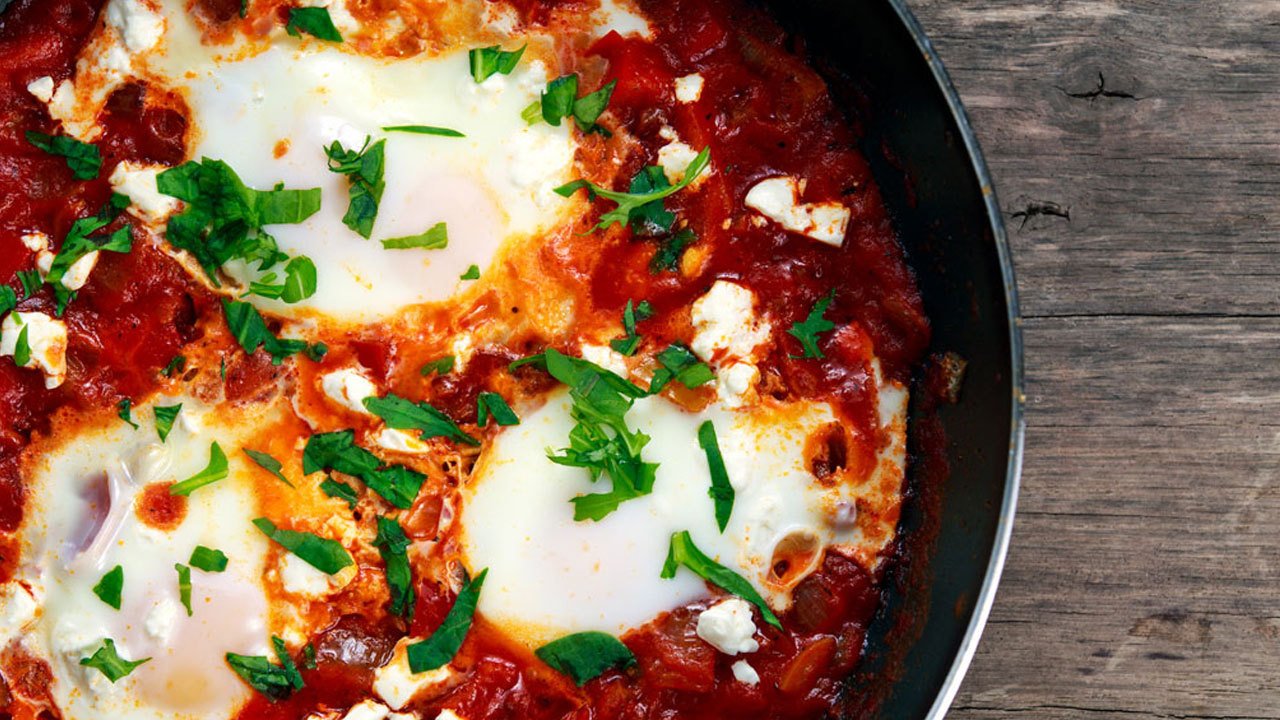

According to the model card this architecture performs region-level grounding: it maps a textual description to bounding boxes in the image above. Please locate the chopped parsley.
[169,442,229,496]
[648,343,714,394]
[0,286,15,315]
[381,222,448,250]
[374,517,414,618]
[285,7,342,42]
[226,636,304,701]
[243,448,292,487]
[469,44,525,83]
[554,147,710,232]
[325,136,386,239]
[252,517,353,575]
[661,530,781,629]
[407,569,486,673]
[303,430,427,508]
[788,292,836,359]
[92,565,124,610]
[16,270,41,298]
[532,75,616,135]
[460,264,480,280]
[650,227,697,274]
[80,639,149,682]
[12,324,29,367]
[190,546,229,573]
[609,300,653,356]
[245,256,317,304]
[44,193,132,291]
[222,299,322,365]
[26,130,100,179]
[154,403,181,442]
[697,421,735,532]
[175,563,193,616]
[382,125,465,138]
[476,392,519,427]
[419,356,455,376]
[116,398,139,429]
[157,158,320,289]
[363,393,479,446]
[160,355,186,377]
[535,631,636,686]
[320,476,359,508]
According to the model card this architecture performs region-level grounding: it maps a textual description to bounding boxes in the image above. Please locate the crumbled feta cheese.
[374,638,456,709]
[1,311,68,389]
[60,250,99,291]
[0,583,39,647]
[20,232,49,252]
[26,76,55,103]
[657,140,703,187]
[321,367,378,415]
[690,281,770,363]
[483,2,521,36]
[731,659,760,684]
[47,80,81,130]
[435,711,466,720]
[144,597,181,642]
[744,176,851,246]
[716,361,759,408]
[375,429,431,455]
[593,0,653,38]
[105,0,165,53]
[279,552,356,598]
[388,713,420,720]
[302,0,359,35]
[675,74,704,103]
[109,161,182,223]
[450,334,476,372]
[580,343,628,376]
[506,126,575,205]
[52,619,123,696]
[35,250,53,278]
[696,598,760,655]
[342,701,391,720]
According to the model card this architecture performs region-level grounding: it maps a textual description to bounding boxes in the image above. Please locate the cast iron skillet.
[756,0,1026,717]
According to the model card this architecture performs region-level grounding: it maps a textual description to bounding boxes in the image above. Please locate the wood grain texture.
[904,1,1280,718]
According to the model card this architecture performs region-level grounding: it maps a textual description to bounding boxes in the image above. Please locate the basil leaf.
[469,44,525,82]
[159,355,186,377]
[16,270,40,298]
[364,393,479,446]
[320,477,358,508]
[226,637,303,702]
[279,256,317,303]
[610,299,653,356]
[285,7,343,42]
[660,530,781,629]
[477,392,519,427]
[252,517,353,575]
[649,343,714,394]
[626,166,676,234]
[303,430,426,508]
[0,286,15,315]
[649,228,697,274]
[116,398,139,429]
[26,130,100,179]
[788,291,836,359]
[381,222,448,250]
[382,125,465,138]
[190,545,229,572]
[154,403,182,442]
[541,74,578,126]
[80,639,149,682]
[326,137,385,239]
[169,442,229,496]
[419,356,455,376]
[175,563,193,616]
[697,421,735,532]
[221,299,314,365]
[364,465,429,510]
[12,324,29,367]
[459,264,480,280]
[273,636,305,690]
[243,448,292,487]
[93,565,123,610]
[45,194,132,289]
[572,79,616,135]
[374,517,414,618]
[407,568,486,673]
[535,631,636,686]
[555,147,710,233]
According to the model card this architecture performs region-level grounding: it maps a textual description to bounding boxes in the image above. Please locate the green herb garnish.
[609,300,653,356]
[326,137,385,239]
[169,442,229,496]
[222,299,320,365]
[535,631,636,686]
[92,565,123,610]
[285,7,342,42]
[381,222,448,250]
[190,546,229,572]
[320,477,359,508]
[420,356,455,376]
[252,517,353,575]
[374,517,414,618]
[661,530,781,629]
[303,430,427,508]
[788,292,836,359]
[698,421,734,532]
[154,403,181,442]
[554,147,710,233]
[382,125,465,138]
[406,569,486,673]
[650,228,697,274]
[469,45,525,83]
[175,563,193,616]
[648,343,714,394]
[159,355,186,377]
[26,130,100,179]
[460,264,480,280]
[81,639,149,682]
[363,393,478,446]
[226,636,304,700]
[116,398,139,429]
[243,448,293,487]
[477,392,519,427]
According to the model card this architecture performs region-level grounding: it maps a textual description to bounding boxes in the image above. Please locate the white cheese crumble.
[144,596,181,642]
[689,281,771,404]
[505,126,576,206]
[374,638,456,709]
[580,343,628,376]
[26,76,55,103]
[744,176,851,246]
[716,361,759,409]
[731,659,761,684]
[0,582,39,647]
[279,552,356,598]
[1,311,68,388]
[436,712,466,720]
[696,597,760,655]
[342,700,391,720]
[375,429,431,455]
[105,0,165,54]
[321,367,378,415]
[59,250,100,291]
[675,73,705,103]
[35,250,53,278]
[593,0,653,38]
[109,161,182,223]
[657,140,702,187]
[20,231,49,252]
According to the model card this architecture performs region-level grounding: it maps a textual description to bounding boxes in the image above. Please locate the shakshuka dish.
[0,0,935,718]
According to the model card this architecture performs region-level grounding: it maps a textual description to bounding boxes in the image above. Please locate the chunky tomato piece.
[590,31,676,109]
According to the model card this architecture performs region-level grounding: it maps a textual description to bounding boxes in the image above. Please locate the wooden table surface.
[906,2,1280,718]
